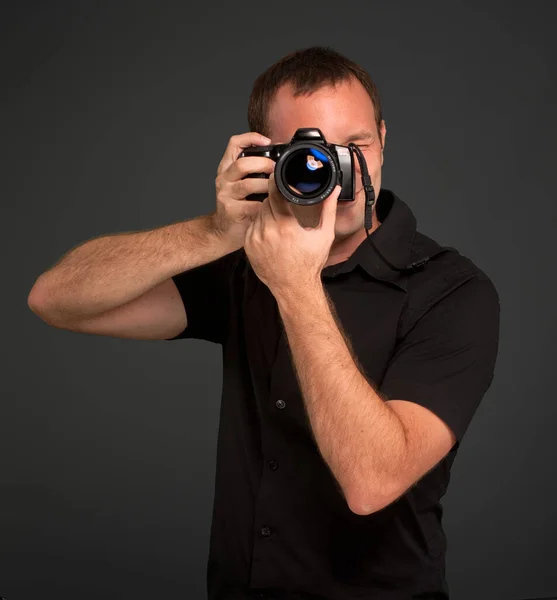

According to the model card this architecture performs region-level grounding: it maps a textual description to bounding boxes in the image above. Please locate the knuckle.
[216,182,229,200]
[235,159,249,175]
[225,181,237,198]
[233,180,246,197]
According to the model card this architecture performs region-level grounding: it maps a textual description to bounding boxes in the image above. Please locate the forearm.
[28,213,229,320]
[275,283,408,513]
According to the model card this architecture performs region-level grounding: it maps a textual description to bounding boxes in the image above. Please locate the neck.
[325,215,382,268]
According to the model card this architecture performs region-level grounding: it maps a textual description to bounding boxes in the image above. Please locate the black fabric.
[165,188,500,600]
[381,262,500,446]
[167,248,243,344]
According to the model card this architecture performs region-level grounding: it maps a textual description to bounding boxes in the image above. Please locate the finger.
[225,156,275,185]
[259,194,274,224]
[252,198,266,238]
[229,175,270,201]
[245,220,256,251]
[217,132,272,176]
[267,173,293,220]
[246,218,256,239]
[320,185,342,229]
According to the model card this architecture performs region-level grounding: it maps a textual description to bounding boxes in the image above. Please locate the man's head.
[247,47,386,251]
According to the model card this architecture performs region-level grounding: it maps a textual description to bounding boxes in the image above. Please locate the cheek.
[353,148,378,177]
[362,152,382,189]
[353,151,380,184]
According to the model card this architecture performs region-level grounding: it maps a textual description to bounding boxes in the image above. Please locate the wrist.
[208,212,243,254]
[275,279,325,312]
[206,212,234,251]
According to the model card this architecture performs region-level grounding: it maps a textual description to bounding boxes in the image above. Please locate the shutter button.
[275,399,286,409]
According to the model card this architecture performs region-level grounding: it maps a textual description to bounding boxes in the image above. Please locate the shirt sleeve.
[164,249,243,344]
[379,273,500,446]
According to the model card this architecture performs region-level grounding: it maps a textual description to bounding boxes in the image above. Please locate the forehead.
[266,77,377,144]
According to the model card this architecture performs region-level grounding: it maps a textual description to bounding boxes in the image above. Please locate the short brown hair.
[247,46,383,141]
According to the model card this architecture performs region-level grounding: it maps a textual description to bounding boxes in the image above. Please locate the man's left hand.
[244,173,341,297]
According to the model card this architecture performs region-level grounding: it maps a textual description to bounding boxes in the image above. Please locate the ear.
[380,119,387,166]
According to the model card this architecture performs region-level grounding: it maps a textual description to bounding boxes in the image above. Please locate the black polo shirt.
[166,189,500,600]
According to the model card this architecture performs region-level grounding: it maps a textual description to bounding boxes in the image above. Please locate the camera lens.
[282,146,333,198]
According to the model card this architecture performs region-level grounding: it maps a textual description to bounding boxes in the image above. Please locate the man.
[28,47,500,599]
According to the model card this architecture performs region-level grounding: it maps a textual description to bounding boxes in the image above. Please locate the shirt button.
[268,459,278,470]
[261,526,272,537]
[275,399,286,409]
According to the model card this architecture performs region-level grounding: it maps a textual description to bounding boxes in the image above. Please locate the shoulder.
[401,231,499,334]
[409,230,497,294]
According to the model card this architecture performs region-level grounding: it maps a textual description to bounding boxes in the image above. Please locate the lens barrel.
[275,143,338,206]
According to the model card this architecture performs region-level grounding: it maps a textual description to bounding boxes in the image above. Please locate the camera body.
[237,127,356,206]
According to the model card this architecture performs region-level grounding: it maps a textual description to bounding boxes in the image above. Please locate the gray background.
[4,1,556,599]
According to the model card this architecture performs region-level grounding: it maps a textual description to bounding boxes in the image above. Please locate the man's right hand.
[211,132,276,251]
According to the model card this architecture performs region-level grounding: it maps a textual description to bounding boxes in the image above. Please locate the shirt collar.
[321,188,417,291]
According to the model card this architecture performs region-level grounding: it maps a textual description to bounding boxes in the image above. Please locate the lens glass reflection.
[284,147,331,196]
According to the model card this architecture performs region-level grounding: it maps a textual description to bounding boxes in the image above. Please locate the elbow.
[347,499,376,516]
[28,276,60,324]
[346,477,402,516]
[28,279,47,315]
[346,493,383,516]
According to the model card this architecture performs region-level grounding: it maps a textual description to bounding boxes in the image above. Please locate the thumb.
[241,201,263,221]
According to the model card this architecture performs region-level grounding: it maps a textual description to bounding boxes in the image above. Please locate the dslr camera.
[237,127,356,206]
